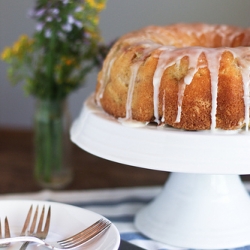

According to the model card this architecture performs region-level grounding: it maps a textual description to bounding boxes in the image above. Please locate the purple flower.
[75,6,83,12]
[62,23,72,32]
[45,29,52,38]
[36,22,44,31]
[67,15,83,28]
[74,20,83,28]
[35,8,46,17]
[51,8,59,16]
[67,15,74,24]
[84,32,91,39]
[28,8,45,18]
[46,16,53,22]
[62,0,69,5]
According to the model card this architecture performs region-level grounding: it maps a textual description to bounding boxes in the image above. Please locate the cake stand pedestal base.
[135,173,250,249]
[70,96,250,249]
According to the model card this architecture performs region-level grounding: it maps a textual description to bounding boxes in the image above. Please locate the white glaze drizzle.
[96,57,115,106]
[243,69,250,132]
[205,49,222,131]
[152,46,175,123]
[238,49,250,131]
[175,79,186,123]
[161,89,166,123]
[118,118,148,127]
[125,62,141,119]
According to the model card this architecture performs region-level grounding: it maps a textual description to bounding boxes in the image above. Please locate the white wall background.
[1,0,250,128]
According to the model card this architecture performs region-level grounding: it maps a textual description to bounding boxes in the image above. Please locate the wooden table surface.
[0,128,169,194]
[2,128,250,194]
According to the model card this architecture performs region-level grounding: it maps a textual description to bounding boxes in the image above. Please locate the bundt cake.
[95,23,250,131]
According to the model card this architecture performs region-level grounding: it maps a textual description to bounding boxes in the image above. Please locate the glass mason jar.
[34,98,73,189]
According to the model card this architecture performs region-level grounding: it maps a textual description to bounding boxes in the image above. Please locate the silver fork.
[0,218,111,249]
[0,217,10,248]
[20,205,51,250]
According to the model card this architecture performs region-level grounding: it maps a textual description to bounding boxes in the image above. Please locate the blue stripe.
[230,247,250,250]
[121,232,150,241]
[66,197,153,208]
[106,215,134,222]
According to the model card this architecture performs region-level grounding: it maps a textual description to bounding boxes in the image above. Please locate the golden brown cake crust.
[95,23,250,131]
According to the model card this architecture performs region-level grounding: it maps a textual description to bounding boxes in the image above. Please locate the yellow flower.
[1,34,34,61]
[12,41,21,55]
[1,47,12,61]
[61,57,77,66]
[65,58,74,66]
[55,57,78,79]
[13,35,24,50]
[86,0,106,11]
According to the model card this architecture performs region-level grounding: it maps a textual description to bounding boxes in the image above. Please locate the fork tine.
[29,205,39,234]
[43,206,51,236]
[36,205,45,233]
[0,217,11,248]
[4,217,10,239]
[0,220,2,239]
[21,205,33,236]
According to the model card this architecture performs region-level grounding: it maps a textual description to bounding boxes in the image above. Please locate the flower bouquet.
[1,0,108,188]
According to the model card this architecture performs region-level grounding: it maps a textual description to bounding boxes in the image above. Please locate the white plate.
[0,200,120,250]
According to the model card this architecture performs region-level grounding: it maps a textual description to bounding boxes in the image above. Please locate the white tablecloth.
[1,185,250,250]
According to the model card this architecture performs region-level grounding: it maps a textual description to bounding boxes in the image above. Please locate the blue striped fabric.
[2,185,250,250]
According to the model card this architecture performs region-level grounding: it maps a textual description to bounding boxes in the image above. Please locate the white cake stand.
[70,94,250,249]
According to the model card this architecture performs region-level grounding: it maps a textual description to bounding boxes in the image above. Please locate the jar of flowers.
[1,0,108,189]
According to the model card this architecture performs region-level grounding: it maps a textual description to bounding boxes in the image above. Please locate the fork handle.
[0,237,56,250]
[19,241,29,250]
[0,236,45,245]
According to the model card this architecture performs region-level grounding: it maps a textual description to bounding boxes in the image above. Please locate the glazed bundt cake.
[95,23,250,131]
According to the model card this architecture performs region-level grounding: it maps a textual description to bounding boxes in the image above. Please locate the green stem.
[46,28,57,99]
[34,99,65,183]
